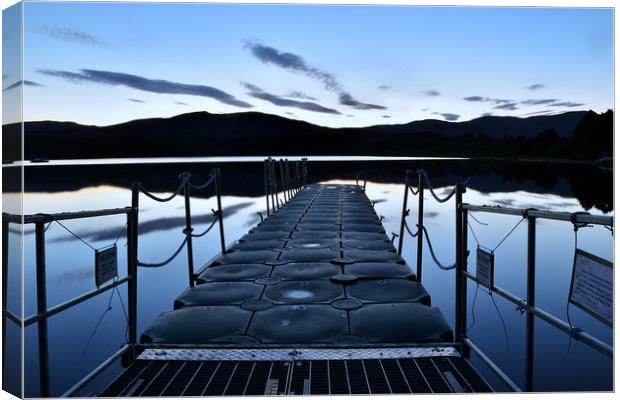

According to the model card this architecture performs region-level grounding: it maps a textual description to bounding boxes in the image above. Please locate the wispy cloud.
[494,102,519,110]
[39,69,253,108]
[519,109,558,117]
[338,93,385,110]
[521,98,558,105]
[35,26,106,47]
[382,115,391,118]
[432,112,460,121]
[526,83,545,90]
[465,94,584,110]
[245,41,386,111]
[3,80,43,92]
[422,89,440,96]
[241,82,340,114]
[284,90,317,101]
[127,98,145,103]
[548,101,584,107]
[377,85,392,91]
[173,101,188,105]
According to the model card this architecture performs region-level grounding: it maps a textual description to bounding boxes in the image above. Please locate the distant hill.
[2,109,612,161]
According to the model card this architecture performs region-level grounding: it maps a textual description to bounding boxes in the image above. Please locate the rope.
[466,283,480,332]
[53,220,126,252]
[467,222,482,248]
[419,224,456,270]
[112,276,130,342]
[490,217,526,253]
[139,174,189,203]
[418,170,455,203]
[469,213,488,226]
[137,237,188,268]
[490,291,512,361]
[76,284,115,376]
[408,184,420,196]
[417,170,471,203]
[189,170,217,190]
[54,220,97,251]
[403,219,418,238]
[188,217,218,238]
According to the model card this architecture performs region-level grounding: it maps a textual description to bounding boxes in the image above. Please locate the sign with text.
[96,245,118,287]
[476,247,494,289]
[569,249,612,326]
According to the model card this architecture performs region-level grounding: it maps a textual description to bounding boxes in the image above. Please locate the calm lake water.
[2,158,613,396]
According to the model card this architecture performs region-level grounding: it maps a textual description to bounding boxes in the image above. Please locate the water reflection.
[49,202,253,242]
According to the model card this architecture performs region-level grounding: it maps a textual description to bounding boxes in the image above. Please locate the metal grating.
[100,356,493,396]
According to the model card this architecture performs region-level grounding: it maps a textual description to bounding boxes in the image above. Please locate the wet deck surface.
[140,184,452,345]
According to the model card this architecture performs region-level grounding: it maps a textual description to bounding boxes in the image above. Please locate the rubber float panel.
[196,264,272,282]
[140,184,453,347]
[247,305,349,343]
[350,303,453,343]
[141,307,253,344]
[174,282,263,308]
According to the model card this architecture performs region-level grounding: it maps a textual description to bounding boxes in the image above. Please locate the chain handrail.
[189,170,217,190]
[137,237,188,268]
[139,174,189,202]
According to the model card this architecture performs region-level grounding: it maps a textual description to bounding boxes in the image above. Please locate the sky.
[2,3,614,127]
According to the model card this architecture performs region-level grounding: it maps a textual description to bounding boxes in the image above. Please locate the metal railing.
[397,168,614,392]
[264,157,308,216]
[2,208,136,398]
[2,169,229,397]
[131,169,226,287]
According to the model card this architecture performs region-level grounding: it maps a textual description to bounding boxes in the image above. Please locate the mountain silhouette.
[3,109,610,161]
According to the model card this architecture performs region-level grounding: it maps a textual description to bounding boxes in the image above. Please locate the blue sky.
[4,3,614,127]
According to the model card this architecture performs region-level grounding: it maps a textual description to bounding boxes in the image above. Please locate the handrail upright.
[128,182,140,352]
[263,160,271,216]
[397,169,411,255]
[35,221,50,397]
[182,173,195,287]
[416,171,425,282]
[525,215,537,391]
[454,183,464,346]
[214,168,226,254]
[2,220,8,383]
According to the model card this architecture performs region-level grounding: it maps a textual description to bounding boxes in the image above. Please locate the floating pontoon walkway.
[101,184,492,395]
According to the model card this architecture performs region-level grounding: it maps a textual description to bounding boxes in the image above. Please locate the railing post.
[454,183,464,347]
[461,208,470,358]
[2,220,8,379]
[128,183,139,351]
[35,221,50,397]
[416,171,425,282]
[285,159,291,200]
[397,169,411,255]
[271,160,280,210]
[302,158,308,186]
[263,160,270,216]
[267,157,277,214]
[182,174,195,287]
[279,159,287,202]
[525,215,536,392]
[214,168,226,254]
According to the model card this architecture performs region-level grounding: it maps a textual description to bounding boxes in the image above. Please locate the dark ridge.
[2,109,612,161]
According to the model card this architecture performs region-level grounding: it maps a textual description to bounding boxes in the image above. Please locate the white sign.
[476,247,494,289]
[570,249,612,326]
[96,245,118,287]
